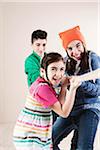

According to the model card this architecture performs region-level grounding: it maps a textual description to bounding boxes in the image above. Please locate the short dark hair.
[41,52,65,70]
[31,29,47,44]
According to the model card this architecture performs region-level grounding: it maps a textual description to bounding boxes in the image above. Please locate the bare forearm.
[52,79,80,118]
[62,87,76,117]
[58,87,66,104]
[78,69,100,82]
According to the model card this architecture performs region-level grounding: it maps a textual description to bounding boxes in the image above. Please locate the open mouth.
[53,78,61,84]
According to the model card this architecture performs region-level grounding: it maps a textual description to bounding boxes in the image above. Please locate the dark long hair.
[66,47,90,75]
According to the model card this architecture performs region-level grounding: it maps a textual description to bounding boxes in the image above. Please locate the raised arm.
[51,78,80,118]
[78,69,100,82]
[77,52,100,97]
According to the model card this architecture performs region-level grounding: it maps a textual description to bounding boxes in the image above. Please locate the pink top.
[29,77,58,107]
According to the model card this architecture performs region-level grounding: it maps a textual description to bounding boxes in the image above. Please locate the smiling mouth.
[72,54,81,60]
[75,56,81,60]
[53,78,61,83]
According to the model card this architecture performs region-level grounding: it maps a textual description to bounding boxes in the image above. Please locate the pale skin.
[41,60,81,118]
[66,40,100,83]
[66,40,84,61]
[32,38,47,57]
[72,68,100,82]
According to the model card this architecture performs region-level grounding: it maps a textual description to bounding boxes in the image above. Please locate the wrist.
[70,85,77,91]
[61,86,67,91]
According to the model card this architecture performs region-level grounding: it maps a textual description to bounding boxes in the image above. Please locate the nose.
[73,46,78,52]
[72,47,80,55]
[56,70,62,78]
[40,45,45,51]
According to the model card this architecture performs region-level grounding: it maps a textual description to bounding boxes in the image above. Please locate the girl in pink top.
[13,52,81,150]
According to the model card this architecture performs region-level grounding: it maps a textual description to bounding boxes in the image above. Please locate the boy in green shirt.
[25,29,57,123]
[25,30,47,87]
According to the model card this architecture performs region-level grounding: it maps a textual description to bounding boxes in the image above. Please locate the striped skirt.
[13,95,53,150]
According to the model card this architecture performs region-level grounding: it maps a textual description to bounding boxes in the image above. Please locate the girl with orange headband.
[53,26,100,150]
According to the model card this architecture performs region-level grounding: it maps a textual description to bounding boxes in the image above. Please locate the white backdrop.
[0,1,100,123]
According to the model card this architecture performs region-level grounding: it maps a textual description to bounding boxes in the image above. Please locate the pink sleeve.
[35,85,58,107]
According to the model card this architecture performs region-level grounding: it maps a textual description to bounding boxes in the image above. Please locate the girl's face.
[32,39,47,57]
[43,60,65,86]
[66,40,84,61]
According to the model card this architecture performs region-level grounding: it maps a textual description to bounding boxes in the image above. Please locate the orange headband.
[59,26,86,49]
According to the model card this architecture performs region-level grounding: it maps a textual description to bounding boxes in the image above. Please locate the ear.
[40,68,45,77]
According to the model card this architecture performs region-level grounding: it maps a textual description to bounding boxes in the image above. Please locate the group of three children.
[13,26,100,150]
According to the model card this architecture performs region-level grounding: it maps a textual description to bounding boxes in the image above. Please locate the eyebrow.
[51,66,65,69]
[68,42,81,48]
[76,42,81,45]
[36,43,40,44]
[51,66,57,69]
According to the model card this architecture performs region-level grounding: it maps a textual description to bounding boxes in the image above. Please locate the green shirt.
[25,51,41,87]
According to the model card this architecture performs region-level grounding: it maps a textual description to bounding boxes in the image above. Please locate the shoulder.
[38,84,58,107]
[25,53,39,64]
[36,82,57,99]
[38,83,55,93]
[89,51,100,60]
[30,78,52,95]
[30,81,58,107]
[88,51,100,69]
[25,53,34,61]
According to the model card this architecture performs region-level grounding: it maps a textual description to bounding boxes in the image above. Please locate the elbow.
[59,107,72,118]
[60,112,70,118]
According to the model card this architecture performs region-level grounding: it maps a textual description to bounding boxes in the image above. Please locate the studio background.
[0,1,100,149]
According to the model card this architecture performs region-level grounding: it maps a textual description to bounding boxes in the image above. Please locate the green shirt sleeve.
[25,54,40,87]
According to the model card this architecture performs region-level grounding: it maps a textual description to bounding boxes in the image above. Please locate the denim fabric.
[70,52,100,117]
[52,52,100,150]
[52,110,99,150]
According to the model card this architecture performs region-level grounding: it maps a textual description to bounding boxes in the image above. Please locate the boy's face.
[32,39,47,57]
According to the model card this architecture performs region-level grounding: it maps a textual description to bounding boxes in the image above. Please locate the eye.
[51,68,56,71]
[36,43,40,46]
[76,43,81,48]
[60,67,65,71]
[76,45,80,48]
[67,47,72,50]
[51,67,57,71]
[43,44,46,47]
